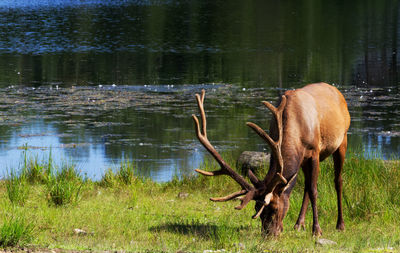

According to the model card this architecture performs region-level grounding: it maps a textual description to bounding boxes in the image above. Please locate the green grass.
[5,170,29,206]
[21,155,51,184]
[116,159,137,185]
[98,168,116,188]
[46,163,84,206]
[0,213,33,247]
[19,145,53,184]
[0,151,399,252]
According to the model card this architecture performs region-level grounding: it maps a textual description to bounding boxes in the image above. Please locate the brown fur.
[259,83,350,236]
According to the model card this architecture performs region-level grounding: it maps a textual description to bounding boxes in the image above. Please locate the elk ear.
[252,192,277,219]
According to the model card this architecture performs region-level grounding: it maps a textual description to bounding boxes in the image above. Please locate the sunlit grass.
[5,170,29,206]
[0,214,33,247]
[0,150,398,251]
[46,163,84,206]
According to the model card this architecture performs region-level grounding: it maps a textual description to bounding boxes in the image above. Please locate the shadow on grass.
[151,221,251,240]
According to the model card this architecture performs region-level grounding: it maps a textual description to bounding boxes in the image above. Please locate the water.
[0,0,398,181]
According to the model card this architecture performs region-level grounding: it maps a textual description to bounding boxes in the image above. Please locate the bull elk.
[192,82,350,236]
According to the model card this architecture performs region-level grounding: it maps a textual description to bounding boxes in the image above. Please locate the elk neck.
[263,112,304,190]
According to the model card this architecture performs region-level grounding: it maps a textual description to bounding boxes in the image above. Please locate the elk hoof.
[294,222,305,231]
[336,222,345,231]
[312,226,322,237]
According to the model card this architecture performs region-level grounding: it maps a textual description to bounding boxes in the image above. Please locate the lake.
[0,0,398,181]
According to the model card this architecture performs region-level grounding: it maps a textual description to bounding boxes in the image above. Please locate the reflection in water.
[0,1,398,181]
[0,0,398,87]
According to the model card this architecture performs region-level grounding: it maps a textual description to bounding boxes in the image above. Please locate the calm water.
[0,0,398,181]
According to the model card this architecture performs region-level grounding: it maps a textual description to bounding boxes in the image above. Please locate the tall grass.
[116,160,136,185]
[0,215,33,247]
[99,160,139,186]
[98,168,116,187]
[46,163,84,206]
[341,154,400,219]
[5,170,29,206]
[14,150,86,206]
[22,156,52,184]
[20,148,54,184]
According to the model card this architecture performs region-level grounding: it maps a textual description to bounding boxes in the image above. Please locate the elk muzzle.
[256,195,285,237]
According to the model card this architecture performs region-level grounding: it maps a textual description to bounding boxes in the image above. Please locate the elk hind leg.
[333,135,347,231]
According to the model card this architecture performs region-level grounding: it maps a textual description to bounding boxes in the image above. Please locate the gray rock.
[74,228,94,236]
[178,192,189,199]
[74,228,88,236]
[316,238,337,246]
[237,151,270,176]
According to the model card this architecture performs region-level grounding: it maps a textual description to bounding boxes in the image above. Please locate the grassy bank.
[0,152,399,252]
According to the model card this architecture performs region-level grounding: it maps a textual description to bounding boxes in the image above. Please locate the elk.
[192,83,350,236]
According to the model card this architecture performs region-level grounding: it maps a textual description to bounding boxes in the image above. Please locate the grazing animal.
[192,83,350,236]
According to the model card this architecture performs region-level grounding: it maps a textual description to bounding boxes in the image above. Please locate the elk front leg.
[294,166,309,231]
[306,156,322,236]
[332,135,347,231]
[294,187,309,231]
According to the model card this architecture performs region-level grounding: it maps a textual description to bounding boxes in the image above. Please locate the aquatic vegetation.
[116,160,137,185]
[21,155,52,185]
[0,85,398,184]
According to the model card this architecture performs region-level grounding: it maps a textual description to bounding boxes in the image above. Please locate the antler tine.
[246,95,287,182]
[248,169,262,187]
[266,95,286,175]
[192,89,254,193]
[197,90,207,139]
[210,189,247,202]
[246,122,279,155]
[262,95,286,146]
[234,190,256,210]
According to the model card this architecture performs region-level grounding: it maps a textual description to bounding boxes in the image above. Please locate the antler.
[246,95,287,180]
[246,95,287,184]
[245,95,291,218]
[192,89,259,210]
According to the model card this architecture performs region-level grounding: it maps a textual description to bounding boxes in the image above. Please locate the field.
[0,151,399,252]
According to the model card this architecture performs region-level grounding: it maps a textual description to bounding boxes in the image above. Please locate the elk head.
[192,89,296,236]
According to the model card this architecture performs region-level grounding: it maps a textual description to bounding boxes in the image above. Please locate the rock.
[74,228,88,236]
[235,242,245,250]
[203,250,226,253]
[316,238,337,246]
[74,228,93,236]
[178,192,189,199]
[236,151,270,176]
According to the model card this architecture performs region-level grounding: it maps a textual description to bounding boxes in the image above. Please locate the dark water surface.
[0,0,398,181]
